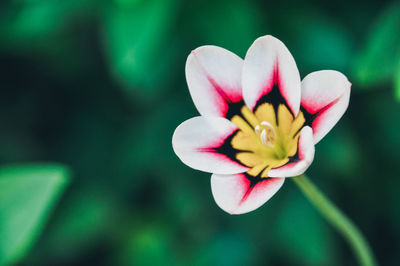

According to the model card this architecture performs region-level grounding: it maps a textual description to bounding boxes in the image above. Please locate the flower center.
[228,104,306,178]
[254,121,276,147]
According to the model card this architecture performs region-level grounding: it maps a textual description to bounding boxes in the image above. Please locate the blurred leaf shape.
[0,164,69,266]
[289,13,354,72]
[314,123,362,179]
[395,60,400,102]
[366,90,400,153]
[193,0,263,57]
[275,191,337,266]
[117,224,177,266]
[113,96,193,184]
[40,189,118,259]
[103,0,179,101]
[192,233,255,266]
[0,0,99,76]
[353,2,400,87]
[113,0,142,9]
[1,0,95,43]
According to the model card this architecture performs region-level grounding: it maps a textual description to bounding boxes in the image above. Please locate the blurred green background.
[0,0,400,265]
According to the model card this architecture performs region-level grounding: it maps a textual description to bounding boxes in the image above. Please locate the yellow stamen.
[240,105,260,127]
[231,115,256,136]
[228,103,307,179]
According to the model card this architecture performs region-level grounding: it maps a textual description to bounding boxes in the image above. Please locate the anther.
[254,121,276,147]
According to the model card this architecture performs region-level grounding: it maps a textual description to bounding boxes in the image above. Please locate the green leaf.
[0,0,95,42]
[353,2,400,87]
[103,0,179,101]
[194,0,263,57]
[38,189,119,259]
[395,60,400,102]
[0,164,70,266]
[274,189,337,266]
[313,124,362,179]
[289,13,354,72]
[117,224,177,266]
[192,234,255,266]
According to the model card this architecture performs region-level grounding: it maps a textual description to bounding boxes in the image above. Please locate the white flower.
[172,35,351,214]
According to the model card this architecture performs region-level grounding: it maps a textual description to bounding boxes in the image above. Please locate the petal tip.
[254,34,279,42]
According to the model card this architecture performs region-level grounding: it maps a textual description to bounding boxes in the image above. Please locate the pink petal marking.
[267,126,314,177]
[254,61,295,115]
[188,49,244,118]
[302,95,340,116]
[236,172,280,207]
[197,130,249,170]
[207,76,242,104]
[302,97,340,130]
[211,172,285,214]
[206,76,243,118]
[238,174,253,204]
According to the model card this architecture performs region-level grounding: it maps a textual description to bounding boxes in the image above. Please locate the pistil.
[254,121,276,147]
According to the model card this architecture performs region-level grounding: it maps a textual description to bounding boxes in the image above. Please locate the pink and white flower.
[172,35,351,214]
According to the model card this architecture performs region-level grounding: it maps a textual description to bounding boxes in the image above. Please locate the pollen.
[254,121,276,147]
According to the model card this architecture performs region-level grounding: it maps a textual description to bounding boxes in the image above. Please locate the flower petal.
[301,70,351,144]
[172,116,249,175]
[211,173,284,214]
[242,35,301,115]
[268,126,315,178]
[185,46,244,118]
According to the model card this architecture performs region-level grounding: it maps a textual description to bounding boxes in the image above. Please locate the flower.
[172,35,351,214]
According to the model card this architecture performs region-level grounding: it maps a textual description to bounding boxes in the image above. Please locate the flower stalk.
[293,175,377,266]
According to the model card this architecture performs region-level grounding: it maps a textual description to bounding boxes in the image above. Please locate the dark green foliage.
[0,0,399,265]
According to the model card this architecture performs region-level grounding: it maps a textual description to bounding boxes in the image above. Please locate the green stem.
[292,175,377,266]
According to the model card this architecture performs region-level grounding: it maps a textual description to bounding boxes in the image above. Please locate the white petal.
[211,173,284,215]
[242,35,301,115]
[172,116,249,175]
[268,126,315,178]
[301,70,351,144]
[185,46,244,118]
